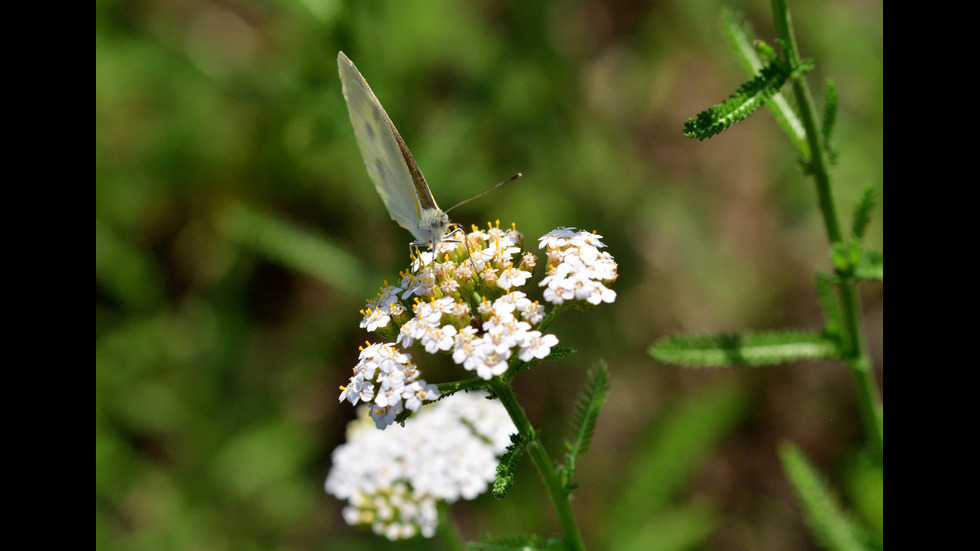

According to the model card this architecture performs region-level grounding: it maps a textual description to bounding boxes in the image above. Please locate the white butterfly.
[338,51,456,250]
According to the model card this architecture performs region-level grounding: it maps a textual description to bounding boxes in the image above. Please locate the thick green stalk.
[490,378,587,551]
[771,0,882,460]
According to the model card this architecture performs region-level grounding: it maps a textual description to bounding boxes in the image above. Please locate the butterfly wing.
[338,52,439,241]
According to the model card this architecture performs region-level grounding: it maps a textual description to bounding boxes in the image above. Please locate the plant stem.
[490,378,587,551]
[771,0,882,461]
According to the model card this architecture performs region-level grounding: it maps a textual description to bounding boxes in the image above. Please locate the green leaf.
[855,250,882,281]
[493,432,530,499]
[822,80,839,163]
[608,501,718,551]
[850,187,876,242]
[683,59,795,140]
[649,330,839,368]
[603,382,749,549]
[779,443,876,551]
[716,9,807,153]
[559,362,610,492]
[217,202,374,296]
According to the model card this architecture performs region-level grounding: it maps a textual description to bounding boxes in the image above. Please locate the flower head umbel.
[538,228,618,307]
[325,391,516,540]
[340,223,617,429]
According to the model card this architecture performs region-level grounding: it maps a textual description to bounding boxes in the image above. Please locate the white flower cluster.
[339,342,440,429]
[343,225,616,427]
[325,392,516,540]
[538,227,618,306]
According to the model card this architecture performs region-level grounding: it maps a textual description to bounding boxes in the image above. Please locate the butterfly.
[337,51,457,251]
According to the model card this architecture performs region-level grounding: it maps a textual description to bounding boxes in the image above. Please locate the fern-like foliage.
[719,8,808,154]
[557,362,610,492]
[493,432,530,499]
[822,80,839,163]
[850,187,876,241]
[855,250,882,281]
[684,58,799,141]
[467,534,566,550]
[779,443,879,551]
[648,330,839,368]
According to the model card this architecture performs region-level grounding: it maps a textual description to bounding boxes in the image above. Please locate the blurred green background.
[95,0,882,549]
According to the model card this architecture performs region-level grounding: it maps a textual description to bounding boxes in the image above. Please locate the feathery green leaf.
[719,8,807,154]
[779,443,876,551]
[648,330,839,368]
[559,362,610,492]
[683,59,795,140]
[493,432,530,499]
[855,250,882,281]
[850,187,876,241]
[822,79,839,163]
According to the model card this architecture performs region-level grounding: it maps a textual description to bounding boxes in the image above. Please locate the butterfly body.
[338,51,454,250]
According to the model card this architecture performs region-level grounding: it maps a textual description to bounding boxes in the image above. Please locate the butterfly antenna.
[444,173,523,214]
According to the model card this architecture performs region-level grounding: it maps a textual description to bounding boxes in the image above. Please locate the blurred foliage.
[96,0,882,549]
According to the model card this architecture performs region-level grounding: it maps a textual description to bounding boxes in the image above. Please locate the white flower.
[397,317,429,348]
[539,229,618,307]
[325,392,517,540]
[492,291,531,315]
[497,266,532,289]
[518,331,559,362]
[518,300,546,325]
[421,324,458,354]
[339,342,439,429]
[537,227,578,249]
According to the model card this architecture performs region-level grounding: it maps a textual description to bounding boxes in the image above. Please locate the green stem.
[771,0,882,461]
[490,378,587,551]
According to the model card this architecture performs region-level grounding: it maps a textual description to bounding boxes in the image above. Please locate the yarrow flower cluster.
[340,223,617,429]
[339,342,440,429]
[538,227,618,306]
[325,392,516,540]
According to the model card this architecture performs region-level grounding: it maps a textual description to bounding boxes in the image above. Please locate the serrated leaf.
[560,362,610,491]
[855,250,882,281]
[683,59,794,140]
[822,79,839,162]
[719,8,807,154]
[493,433,530,499]
[779,443,876,551]
[648,330,839,368]
[850,187,876,242]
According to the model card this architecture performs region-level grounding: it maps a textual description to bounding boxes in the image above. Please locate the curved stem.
[490,378,587,551]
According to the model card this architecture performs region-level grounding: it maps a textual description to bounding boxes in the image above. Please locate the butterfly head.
[416,207,453,249]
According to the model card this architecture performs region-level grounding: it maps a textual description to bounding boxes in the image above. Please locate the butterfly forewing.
[338,52,429,237]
